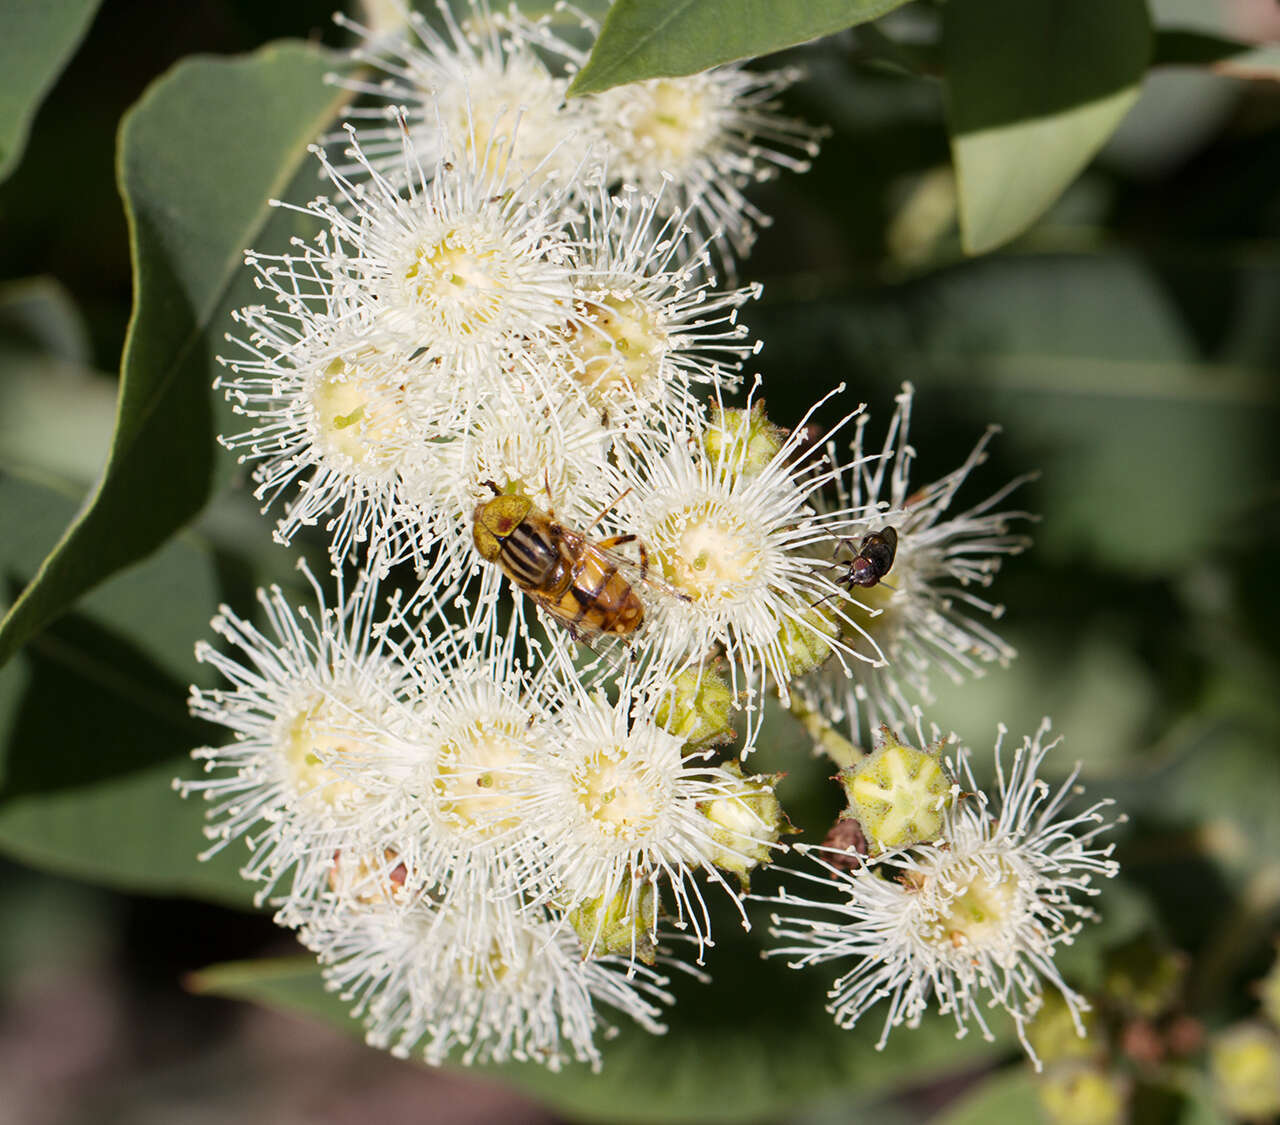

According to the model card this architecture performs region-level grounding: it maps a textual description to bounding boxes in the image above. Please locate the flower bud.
[776,606,837,678]
[698,763,789,887]
[1036,1063,1128,1125]
[567,878,658,966]
[1027,990,1104,1066]
[1103,937,1187,1019]
[652,667,736,750]
[838,726,953,852]
[704,399,784,476]
[1210,1023,1280,1121]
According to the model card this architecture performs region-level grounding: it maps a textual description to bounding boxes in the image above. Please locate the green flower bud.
[1027,990,1104,1066]
[698,762,789,888]
[1036,1063,1128,1125]
[776,606,837,678]
[566,879,658,966]
[704,400,785,475]
[1210,1023,1280,1122]
[839,726,953,852]
[653,667,736,750]
[1103,937,1187,1020]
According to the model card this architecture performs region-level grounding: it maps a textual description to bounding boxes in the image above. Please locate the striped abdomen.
[542,544,645,637]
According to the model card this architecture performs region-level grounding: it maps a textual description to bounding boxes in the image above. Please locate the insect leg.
[584,487,633,533]
[595,533,638,551]
[542,468,557,517]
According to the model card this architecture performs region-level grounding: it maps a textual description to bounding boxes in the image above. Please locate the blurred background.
[1,0,1279,1121]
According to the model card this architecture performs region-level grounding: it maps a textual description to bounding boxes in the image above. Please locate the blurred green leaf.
[0,469,253,906]
[0,42,348,671]
[755,252,1279,576]
[0,354,117,488]
[0,278,115,486]
[569,0,914,95]
[1175,1078,1233,1125]
[188,954,333,1017]
[0,276,92,362]
[193,903,1004,1124]
[1153,28,1280,78]
[944,0,1151,254]
[933,1068,1038,1125]
[0,0,102,183]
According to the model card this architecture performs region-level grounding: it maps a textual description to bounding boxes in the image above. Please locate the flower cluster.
[180,0,1124,1076]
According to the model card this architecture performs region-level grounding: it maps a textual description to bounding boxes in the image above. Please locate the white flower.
[332,632,559,916]
[330,0,602,194]
[177,565,411,912]
[553,184,761,426]
[764,719,1122,1065]
[302,893,672,1071]
[581,66,825,275]
[612,387,881,725]
[507,6,826,274]
[798,381,1036,745]
[523,678,780,959]
[297,120,577,394]
[217,251,444,570]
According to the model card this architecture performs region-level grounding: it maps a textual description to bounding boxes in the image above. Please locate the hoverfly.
[835,526,898,589]
[472,482,649,641]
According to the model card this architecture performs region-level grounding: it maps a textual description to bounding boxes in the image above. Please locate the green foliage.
[934,1070,1040,1125]
[0,470,253,905]
[569,0,914,94]
[190,918,1003,1124]
[944,0,1151,254]
[0,43,347,671]
[0,0,102,182]
[1153,28,1280,75]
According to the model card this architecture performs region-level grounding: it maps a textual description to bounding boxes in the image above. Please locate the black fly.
[835,527,898,589]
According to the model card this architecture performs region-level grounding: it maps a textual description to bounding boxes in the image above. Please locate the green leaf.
[944,0,1151,255]
[0,469,253,906]
[0,42,349,671]
[754,251,1279,577]
[568,0,915,96]
[189,955,349,1026]
[0,0,102,182]
[1153,28,1280,78]
[0,276,92,363]
[193,900,1004,1124]
[933,1068,1038,1125]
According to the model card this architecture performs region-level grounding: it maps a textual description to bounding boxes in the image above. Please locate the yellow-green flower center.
[310,357,404,469]
[281,697,369,809]
[565,293,667,399]
[573,748,660,841]
[630,79,717,171]
[925,864,1019,952]
[653,500,763,602]
[403,229,513,336]
[433,719,529,836]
